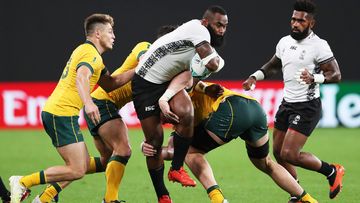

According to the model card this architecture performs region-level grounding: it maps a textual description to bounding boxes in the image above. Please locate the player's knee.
[262,156,275,173]
[113,142,132,157]
[280,148,298,163]
[70,167,87,180]
[146,139,163,152]
[176,106,194,125]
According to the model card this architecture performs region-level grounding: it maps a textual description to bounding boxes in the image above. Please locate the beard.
[290,26,310,41]
[207,25,225,47]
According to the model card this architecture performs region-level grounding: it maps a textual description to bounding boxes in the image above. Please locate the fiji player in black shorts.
[243,0,344,201]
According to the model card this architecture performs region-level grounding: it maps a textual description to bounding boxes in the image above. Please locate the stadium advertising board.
[0,81,359,129]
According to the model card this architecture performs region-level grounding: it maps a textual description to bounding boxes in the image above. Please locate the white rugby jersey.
[135,19,211,84]
[275,32,334,102]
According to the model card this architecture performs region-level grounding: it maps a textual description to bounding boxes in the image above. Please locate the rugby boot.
[9,176,27,203]
[329,164,345,199]
[158,195,172,203]
[168,167,196,187]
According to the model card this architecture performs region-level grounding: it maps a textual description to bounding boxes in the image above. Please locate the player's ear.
[310,19,315,29]
[201,19,209,27]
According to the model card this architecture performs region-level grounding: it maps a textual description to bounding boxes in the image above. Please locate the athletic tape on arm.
[202,51,225,73]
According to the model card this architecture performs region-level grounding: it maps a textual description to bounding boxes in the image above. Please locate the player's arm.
[195,42,225,73]
[296,59,341,84]
[97,69,135,92]
[320,59,341,83]
[76,66,100,125]
[158,70,193,124]
[242,55,282,91]
[193,80,224,99]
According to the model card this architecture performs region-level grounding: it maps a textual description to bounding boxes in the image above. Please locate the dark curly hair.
[294,0,317,16]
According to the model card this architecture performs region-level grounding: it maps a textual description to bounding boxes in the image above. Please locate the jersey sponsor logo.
[145,105,156,112]
[292,115,301,125]
[290,45,297,50]
[138,40,193,77]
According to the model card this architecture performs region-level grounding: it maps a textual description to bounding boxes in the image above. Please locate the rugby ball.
[190,53,212,80]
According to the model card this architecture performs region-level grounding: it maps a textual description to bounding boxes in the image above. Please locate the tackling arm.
[158,70,193,124]
[97,69,135,92]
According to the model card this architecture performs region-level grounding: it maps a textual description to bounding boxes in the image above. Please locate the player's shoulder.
[74,41,99,56]
[182,19,201,26]
[180,19,207,32]
[278,35,293,44]
[133,41,151,51]
[132,41,151,60]
[309,33,330,46]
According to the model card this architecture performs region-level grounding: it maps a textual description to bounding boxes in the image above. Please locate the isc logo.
[145,105,155,112]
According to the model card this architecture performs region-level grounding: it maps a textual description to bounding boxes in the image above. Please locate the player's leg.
[185,125,226,203]
[10,113,89,203]
[168,90,196,187]
[83,98,114,174]
[273,128,298,180]
[98,118,131,202]
[160,135,174,161]
[140,116,170,201]
[38,137,110,203]
[33,181,70,203]
[281,129,344,199]
[12,142,90,203]
[272,101,298,180]
[186,147,225,203]
[84,98,128,202]
[280,98,344,199]
[132,74,171,202]
[246,135,317,202]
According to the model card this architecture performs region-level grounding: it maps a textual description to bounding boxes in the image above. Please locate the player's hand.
[84,101,101,125]
[205,84,224,98]
[295,68,314,85]
[242,76,256,91]
[159,100,179,124]
[140,141,157,156]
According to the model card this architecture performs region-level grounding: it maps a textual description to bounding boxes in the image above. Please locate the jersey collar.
[85,40,100,54]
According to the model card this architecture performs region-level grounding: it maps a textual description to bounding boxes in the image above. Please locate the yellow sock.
[104,156,128,202]
[39,183,62,203]
[20,171,46,188]
[87,157,105,174]
[301,193,318,203]
[208,189,225,203]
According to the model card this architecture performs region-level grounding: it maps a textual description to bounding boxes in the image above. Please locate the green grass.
[0,128,359,203]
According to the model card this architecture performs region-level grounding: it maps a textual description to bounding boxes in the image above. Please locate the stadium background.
[0,1,359,202]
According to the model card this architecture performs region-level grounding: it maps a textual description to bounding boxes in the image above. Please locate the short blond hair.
[84,13,114,36]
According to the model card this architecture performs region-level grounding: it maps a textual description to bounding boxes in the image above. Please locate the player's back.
[191,83,257,125]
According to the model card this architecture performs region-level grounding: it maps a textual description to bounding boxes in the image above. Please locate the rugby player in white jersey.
[131,5,227,203]
[243,0,344,202]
